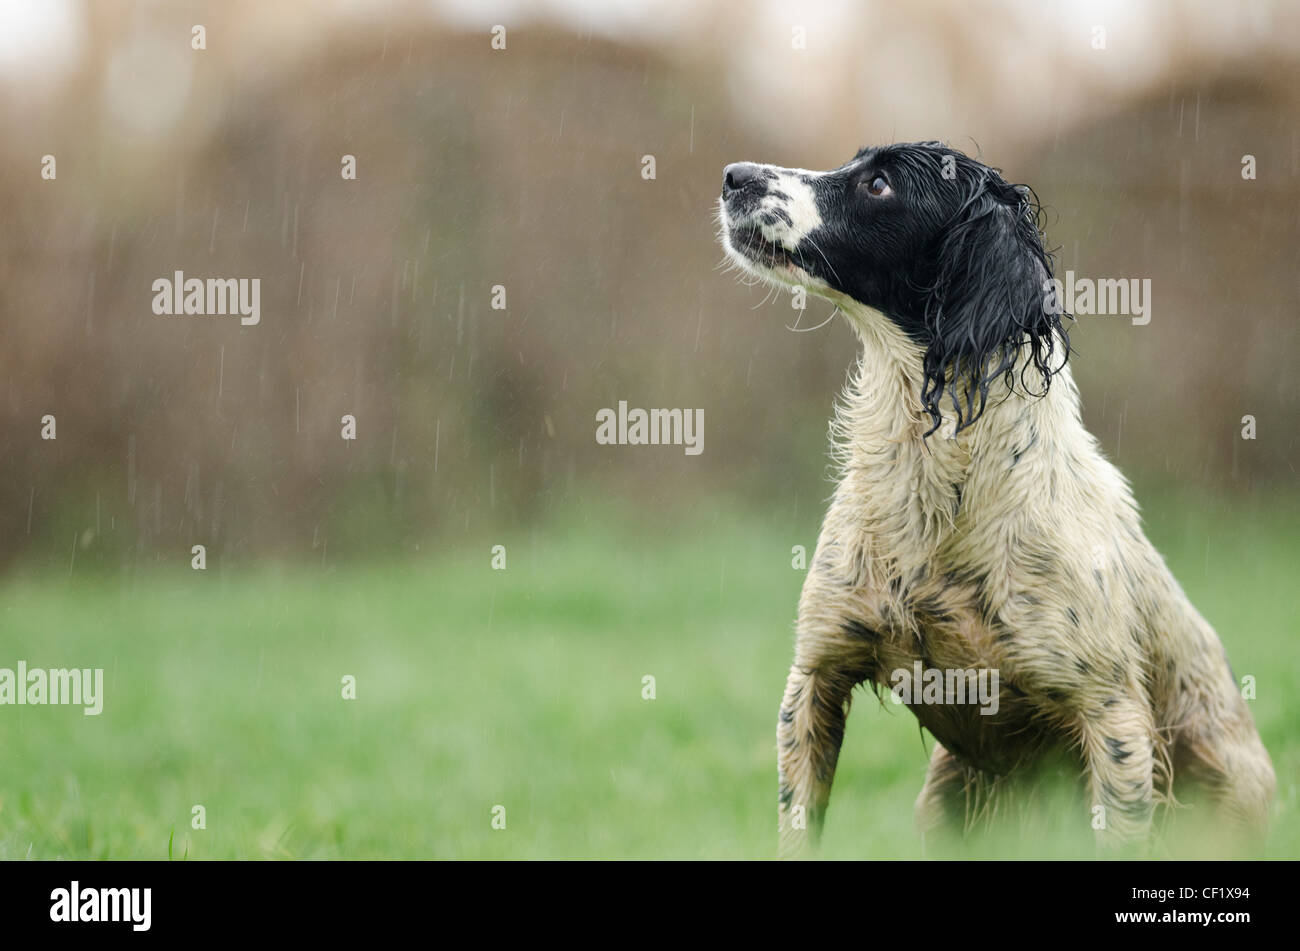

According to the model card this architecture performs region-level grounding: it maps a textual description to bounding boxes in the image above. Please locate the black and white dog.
[717,142,1274,855]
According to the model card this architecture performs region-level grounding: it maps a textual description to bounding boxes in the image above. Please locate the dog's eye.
[863,175,892,198]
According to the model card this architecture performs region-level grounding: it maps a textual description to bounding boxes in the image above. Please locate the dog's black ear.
[919,175,1069,436]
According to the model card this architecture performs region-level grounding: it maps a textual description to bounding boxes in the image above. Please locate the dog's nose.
[722,162,761,198]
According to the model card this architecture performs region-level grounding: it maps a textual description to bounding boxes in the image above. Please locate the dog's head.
[718,141,1069,434]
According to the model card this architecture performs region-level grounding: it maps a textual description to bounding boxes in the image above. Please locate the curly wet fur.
[716,142,1275,856]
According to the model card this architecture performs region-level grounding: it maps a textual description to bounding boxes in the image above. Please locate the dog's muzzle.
[719,161,822,282]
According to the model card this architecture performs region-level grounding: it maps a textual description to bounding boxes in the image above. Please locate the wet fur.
[717,142,1275,856]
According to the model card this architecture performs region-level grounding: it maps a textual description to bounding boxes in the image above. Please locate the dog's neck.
[827,299,1081,572]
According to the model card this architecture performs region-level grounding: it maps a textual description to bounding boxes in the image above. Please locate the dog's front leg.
[776,619,874,858]
[1078,696,1158,847]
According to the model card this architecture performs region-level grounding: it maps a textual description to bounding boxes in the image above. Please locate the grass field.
[1,487,1296,859]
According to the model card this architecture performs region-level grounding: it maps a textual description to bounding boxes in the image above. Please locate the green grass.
[0,490,1296,859]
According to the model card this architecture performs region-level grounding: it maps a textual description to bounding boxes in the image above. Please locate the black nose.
[722,162,761,198]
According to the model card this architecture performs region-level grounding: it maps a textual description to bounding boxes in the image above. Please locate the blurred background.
[3,0,1297,568]
[0,0,1296,859]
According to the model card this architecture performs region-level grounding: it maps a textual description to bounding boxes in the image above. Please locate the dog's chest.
[817,383,1066,770]
[869,584,1046,772]
[818,512,1056,773]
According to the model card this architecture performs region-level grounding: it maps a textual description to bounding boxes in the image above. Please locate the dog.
[716,142,1275,856]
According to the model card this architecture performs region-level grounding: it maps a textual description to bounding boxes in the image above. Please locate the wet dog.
[717,142,1275,855]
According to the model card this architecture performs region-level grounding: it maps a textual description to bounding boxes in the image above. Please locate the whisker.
[800,233,841,284]
[785,304,839,333]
